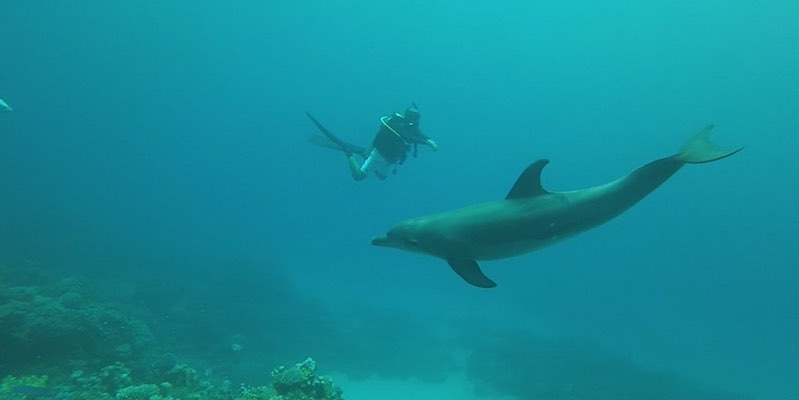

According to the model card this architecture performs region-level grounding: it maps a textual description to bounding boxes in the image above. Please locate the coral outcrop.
[0,267,154,376]
[238,357,342,400]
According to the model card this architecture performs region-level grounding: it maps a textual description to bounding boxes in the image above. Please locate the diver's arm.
[408,128,438,151]
[425,137,438,151]
[385,116,438,151]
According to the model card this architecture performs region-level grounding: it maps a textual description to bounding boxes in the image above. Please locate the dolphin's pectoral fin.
[446,259,497,288]
[506,159,551,199]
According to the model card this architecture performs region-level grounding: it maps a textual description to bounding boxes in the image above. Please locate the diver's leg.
[358,149,394,181]
[348,154,368,181]
[374,164,391,180]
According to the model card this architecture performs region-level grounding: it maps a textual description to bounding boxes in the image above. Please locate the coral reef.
[0,358,341,400]
[0,374,51,400]
[0,267,155,377]
[0,266,344,400]
[114,384,160,400]
[238,357,342,400]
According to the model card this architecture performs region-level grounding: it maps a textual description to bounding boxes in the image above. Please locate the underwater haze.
[1,1,797,399]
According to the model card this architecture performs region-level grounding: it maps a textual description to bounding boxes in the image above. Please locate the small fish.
[0,97,12,111]
[10,385,56,398]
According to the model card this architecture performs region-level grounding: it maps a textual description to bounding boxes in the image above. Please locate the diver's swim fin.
[306,112,365,157]
[308,134,368,157]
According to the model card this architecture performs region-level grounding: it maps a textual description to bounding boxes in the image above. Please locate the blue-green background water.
[1,2,797,399]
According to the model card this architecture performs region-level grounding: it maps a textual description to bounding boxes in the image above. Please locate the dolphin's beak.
[371,235,393,247]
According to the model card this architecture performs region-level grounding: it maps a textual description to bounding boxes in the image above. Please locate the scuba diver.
[307,105,438,181]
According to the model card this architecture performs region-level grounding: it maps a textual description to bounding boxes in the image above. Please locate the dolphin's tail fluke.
[306,112,367,157]
[675,125,743,164]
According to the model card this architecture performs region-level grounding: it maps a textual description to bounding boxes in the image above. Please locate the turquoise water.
[1,2,797,399]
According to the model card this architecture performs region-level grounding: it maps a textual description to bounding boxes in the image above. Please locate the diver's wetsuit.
[373,114,430,163]
[356,113,432,180]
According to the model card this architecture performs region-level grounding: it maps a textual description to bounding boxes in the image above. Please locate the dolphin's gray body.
[371,126,742,288]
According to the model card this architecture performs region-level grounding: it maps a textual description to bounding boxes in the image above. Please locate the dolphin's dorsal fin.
[506,159,550,199]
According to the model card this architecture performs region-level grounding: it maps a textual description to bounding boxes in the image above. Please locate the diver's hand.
[426,139,438,151]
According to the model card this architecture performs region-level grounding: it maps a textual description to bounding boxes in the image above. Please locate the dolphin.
[0,97,11,112]
[371,125,742,288]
